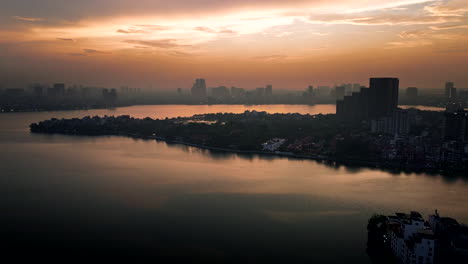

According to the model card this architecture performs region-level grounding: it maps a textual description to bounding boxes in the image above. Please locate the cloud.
[194,27,216,33]
[67,53,86,56]
[399,30,427,38]
[134,24,168,30]
[117,25,168,34]
[0,1,325,21]
[124,39,189,49]
[275,31,294,37]
[342,0,437,13]
[424,2,468,17]
[307,0,468,26]
[219,29,237,35]
[241,17,272,21]
[311,32,329,36]
[83,49,110,54]
[167,51,196,57]
[117,29,144,34]
[194,27,237,35]
[56,38,76,42]
[12,16,44,22]
[254,54,288,60]
[429,24,468,30]
[385,39,432,49]
[309,13,462,26]
[67,49,110,56]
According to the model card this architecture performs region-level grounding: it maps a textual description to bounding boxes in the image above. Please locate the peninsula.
[30,110,467,173]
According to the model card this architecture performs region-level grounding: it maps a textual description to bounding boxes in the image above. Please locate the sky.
[0,0,467,90]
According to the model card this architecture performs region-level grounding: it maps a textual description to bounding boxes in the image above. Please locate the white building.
[388,211,436,264]
[262,138,286,151]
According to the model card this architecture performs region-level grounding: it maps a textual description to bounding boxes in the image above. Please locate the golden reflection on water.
[90,104,338,119]
[26,135,465,223]
[0,104,465,223]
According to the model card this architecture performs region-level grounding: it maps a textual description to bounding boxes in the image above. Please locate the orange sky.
[0,0,467,89]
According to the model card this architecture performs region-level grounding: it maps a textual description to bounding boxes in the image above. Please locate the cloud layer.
[0,0,467,88]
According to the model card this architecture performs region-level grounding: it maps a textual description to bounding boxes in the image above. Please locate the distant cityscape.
[27,77,468,173]
[1,78,467,112]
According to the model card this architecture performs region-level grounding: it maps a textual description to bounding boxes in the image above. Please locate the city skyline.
[1,0,467,89]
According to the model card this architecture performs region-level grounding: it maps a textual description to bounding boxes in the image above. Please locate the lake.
[1,104,464,263]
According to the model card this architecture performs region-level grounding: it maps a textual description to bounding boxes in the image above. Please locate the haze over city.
[1,0,468,89]
[2,1,468,263]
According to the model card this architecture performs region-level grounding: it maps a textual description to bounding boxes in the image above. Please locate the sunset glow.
[1,0,467,89]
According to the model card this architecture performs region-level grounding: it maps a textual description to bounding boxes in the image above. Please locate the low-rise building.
[262,138,286,151]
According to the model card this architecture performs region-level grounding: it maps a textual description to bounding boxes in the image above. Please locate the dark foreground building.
[444,109,468,142]
[336,77,399,122]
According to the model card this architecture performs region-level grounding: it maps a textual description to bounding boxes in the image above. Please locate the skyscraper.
[335,85,345,100]
[48,83,66,97]
[33,84,43,97]
[191,78,207,99]
[336,77,399,122]
[368,77,399,119]
[211,86,230,99]
[265,85,273,96]
[352,83,361,93]
[445,82,456,99]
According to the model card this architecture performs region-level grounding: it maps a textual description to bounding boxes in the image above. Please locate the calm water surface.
[0,104,464,262]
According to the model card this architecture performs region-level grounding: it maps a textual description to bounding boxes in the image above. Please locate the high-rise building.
[191,79,207,99]
[230,87,245,98]
[211,86,230,99]
[451,87,457,99]
[33,84,43,97]
[336,77,399,122]
[445,82,456,99]
[444,109,468,142]
[265,85,273,96]
[255,87,265,97]
[316,86,330,97]
[368,77,399,119]
[48,83,66,97]
[335,85,345,100]
[344,83,353,96]
[406,87,418,102]
[54,83,65,95]
[371,109,410,136]
[352,83,361,93]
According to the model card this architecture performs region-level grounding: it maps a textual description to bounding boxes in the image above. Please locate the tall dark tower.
[445,82,454,98]
[368,77,399,118]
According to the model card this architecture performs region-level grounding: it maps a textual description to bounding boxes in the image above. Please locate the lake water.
[1,104,464,262]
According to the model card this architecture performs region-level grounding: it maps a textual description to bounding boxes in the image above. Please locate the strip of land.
[30,111,466,174]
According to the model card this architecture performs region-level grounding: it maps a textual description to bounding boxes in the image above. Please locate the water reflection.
[163,140,468,182]
[1,104,468,262]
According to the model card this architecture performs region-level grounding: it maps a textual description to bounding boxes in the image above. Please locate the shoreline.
[2,102,446,114]
[107,132,461,176]
[28,111,464,176]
